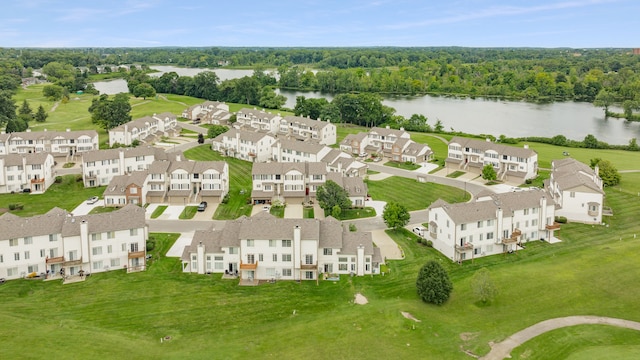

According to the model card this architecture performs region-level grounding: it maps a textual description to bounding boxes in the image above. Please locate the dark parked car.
[197,201,208,212]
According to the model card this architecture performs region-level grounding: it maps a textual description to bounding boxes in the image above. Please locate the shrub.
[55,176,62,183]
[425,240,433,247]
[416,237,422,244]
[416,260,453,305]
[221,194,230,204]
[146,240,156,252]
[555,216,568,224]
[349,223,357,232]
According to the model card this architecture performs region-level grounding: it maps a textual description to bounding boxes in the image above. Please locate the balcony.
[546,222,561,230]
[128,251,145,259]
[46,256,65,264]
[239,261,258,270]
[64,257,83,266]
[31,177,45,184]
[300,263,317,269]
[455,243,474,252]
[502,229,522,244]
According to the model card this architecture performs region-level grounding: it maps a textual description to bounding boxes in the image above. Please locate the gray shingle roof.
[282,115,331,129]
[449,136,536,158]
[551,158,603,194]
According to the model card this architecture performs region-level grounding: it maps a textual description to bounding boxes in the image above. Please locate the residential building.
[180,212,381,284]
[547,158,604,224]
[0,129,98,157]
[235,108,282,133]
[271,138,331,163]
[251,162,365,206]
[165,155,229,205]
[182,101,231,125]
[81,146,168,187]
[0,204,148,281]
[108,112,179,147]
[104,171,149,207]
[426,189,559,262]
[211,128,276,163]
[0,153,55,194]
[339,126,431,162]
[278,115,336,145]
[322,149,367,177]
[445,137,538,182]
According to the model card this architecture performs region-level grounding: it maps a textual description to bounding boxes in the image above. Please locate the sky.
[0,0,637,48]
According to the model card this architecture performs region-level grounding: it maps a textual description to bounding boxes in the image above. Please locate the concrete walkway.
[166,231,195,257]
[371,229,403,260]
[480,316,640,360]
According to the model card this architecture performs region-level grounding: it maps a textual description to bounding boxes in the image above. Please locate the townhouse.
[108,112,179,147]
[103,171,149,207]
[0,204,148,281]
[211,128,276,163]
[340,126,431,162]
[81,146,168,187]
[278,115,336,145]
[0,129,98,157]
[251,162,366,206]
[0,153,55,194]
[426,189,560,263]
[445,137,538,182]
[235,108,281,133]
[271,138,331,163]
[182,101,231,125]
[180,212,381,284]
[322,149,367,177]
[546,158,604,224]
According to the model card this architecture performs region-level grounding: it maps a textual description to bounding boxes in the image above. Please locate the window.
[121,243,127,252]
[486,219,494,226]
[24,237,33,245]
[228,247,238,254]
[68,250,78,260]
[107,245,113,253]
[338,257,348,262]
[446,220,450,228]
[92,233,102,241]
[130,228,138,236]
[305,254,314,265]
[14,252,20,261]
[524,208,529,215]
[487,232,494,240]
[532,219,538,226]
[28,265,38,273]
[339,264,348,271]
[272,254,277,262]
[258,254,264,262]
[40,249,46,257]
[282,254,291,262]
[461,224,466,230]
[9,239,18,247]
[107,231,115,239]
[0,254,3,263]
[93,261,103,270]
[282,240,291,247]
[323,248,332,255]
[92,247,102,256]
[266,268,276,277]
[130,243,139,252]
[246,239,254,247]
[24,251,30,260]
[111,258,120,267]
[7,267,18,277]
[269,240,276,247]
[503,230,509,238]
[477,221,483,228]
[305,271,314,280]
[479,234,484,241]
[214,256,223,261]
[282,268,292,277]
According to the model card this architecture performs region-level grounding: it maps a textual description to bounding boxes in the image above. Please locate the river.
[93,66,639,144]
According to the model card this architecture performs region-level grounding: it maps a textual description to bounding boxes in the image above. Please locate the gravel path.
[480,315,640,360]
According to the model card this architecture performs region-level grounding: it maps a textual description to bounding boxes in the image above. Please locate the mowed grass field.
[367,176,470,210]
[183,145,253,219]
[2,188,640,358]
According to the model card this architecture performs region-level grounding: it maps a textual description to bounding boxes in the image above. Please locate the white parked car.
[412,226,426,237]
[86,196,99,205]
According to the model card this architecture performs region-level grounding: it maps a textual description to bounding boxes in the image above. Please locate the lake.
[93,67,640,144]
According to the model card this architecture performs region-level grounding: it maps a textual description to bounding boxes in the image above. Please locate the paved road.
[480,316,640,360]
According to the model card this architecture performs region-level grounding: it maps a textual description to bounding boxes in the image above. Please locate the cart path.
[480,315,640,360]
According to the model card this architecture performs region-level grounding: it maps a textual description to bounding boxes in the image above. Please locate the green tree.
[42,84,65,101]
[258,86,286,109]
[88,93,132,130]
[583,134,599,149]
[0,90,17,128]
[133,83,156,99]
[207,125,229,139]
[622,100,638,120]
[471,267,498,304]
[434,119,444,133]
[197,133,205,144]
[593,89,616,116]
[482,164,497,181]
[382,202,410,230]
[316,180,351,213]
[331,205,342,219]
[35,105,48,123]
[591,158,621,187]
[5,118,28,133]
[416,260,453,305]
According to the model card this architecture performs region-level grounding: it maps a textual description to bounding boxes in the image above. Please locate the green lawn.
[516,142,640,171]
[447,171,465,178]
[183,145,253,219]
[88,206,118,214]
[2,188,640,358]
[367,176,471,210]
[178,206,198,219]
[0,175,105,216]
[338,206,376,220]
[384,161,421,171]
[270,205,285,218]
[150,205,168,219]
[303,206,315,219]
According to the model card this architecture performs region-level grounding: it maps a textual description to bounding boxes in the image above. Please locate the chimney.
[357,244,365,276]
[400,127,404,131]
[293,225,301,279]
[66,128,70,132]
[385,125,390,129]
[197,241,205,274]
[26,129,31,133]
[80,219,89,261]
